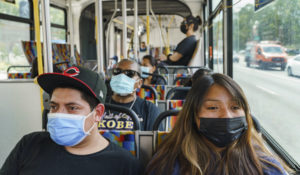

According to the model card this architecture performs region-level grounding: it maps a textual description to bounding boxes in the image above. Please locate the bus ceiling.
[66,0,194,18]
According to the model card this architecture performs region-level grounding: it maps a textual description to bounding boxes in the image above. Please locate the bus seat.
[141,72,167,85]
[153,110,179,131]
[188,39,204,68]
[136,85,158,104]
[152,110,180,149]
[7,65,32,79]
[167,100,185,129]
[99,130,137,156]
[166,73,189,85]
[21,41,82,70]
[8,72,32,79]
[166,87,191,100]
[157,65,169,74]
[151,85,166,100]
[99,103,141,130]
[167,100,185,110]
[173,76,190,86]
[156,131,169,148]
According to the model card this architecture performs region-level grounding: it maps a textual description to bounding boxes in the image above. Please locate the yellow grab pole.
[166,15,175,55]
[33,0,44,114]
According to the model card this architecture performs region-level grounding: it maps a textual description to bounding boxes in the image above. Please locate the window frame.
[0,0,34,40]
[0,2,68,41]
[49,4,68,42]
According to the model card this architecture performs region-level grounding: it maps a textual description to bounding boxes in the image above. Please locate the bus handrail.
[7,65,31,73]
[142,72,167,85]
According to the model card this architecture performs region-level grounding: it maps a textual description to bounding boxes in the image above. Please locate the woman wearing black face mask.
[159,15,201,66]
[146,73,292,175]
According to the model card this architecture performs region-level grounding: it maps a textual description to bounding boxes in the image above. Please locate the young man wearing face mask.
[104,59,161,131]
[159,15,202,66]
[0,66,143,175]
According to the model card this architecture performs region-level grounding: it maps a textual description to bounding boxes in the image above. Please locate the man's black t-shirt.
[0,132,143,175]
[103,96,160,131]
[167,35,197,66]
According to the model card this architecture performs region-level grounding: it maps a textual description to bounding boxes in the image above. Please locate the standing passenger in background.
[159,15,202,66]
[146,73,291,175]
[141,55,165,85]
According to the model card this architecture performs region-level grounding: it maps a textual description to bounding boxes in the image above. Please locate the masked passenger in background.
[104,59,161,131]
[141,55,165,85]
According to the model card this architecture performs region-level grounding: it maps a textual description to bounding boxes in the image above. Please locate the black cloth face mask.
[180,21,188,34]
[198,117,248,147]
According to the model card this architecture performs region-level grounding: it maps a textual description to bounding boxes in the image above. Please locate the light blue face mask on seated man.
[110,73,138,96]
[47,111,96,146]
[140,66,150,78]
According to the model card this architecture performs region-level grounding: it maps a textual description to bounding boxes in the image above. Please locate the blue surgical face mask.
[110,73,137,96]
[141,66,150,78]
[47,111,95,146]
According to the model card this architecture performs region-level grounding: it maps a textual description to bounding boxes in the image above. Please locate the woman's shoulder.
[262,156,287,175]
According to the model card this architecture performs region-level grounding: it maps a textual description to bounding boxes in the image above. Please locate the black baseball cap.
[37,66,107,103]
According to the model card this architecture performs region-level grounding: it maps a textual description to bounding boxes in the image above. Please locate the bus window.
[50,6,65,26]
[0,0,31,80]
[212,0,221,12]
[233,0,300,163]
[50,6,66,42]
[51,27,66,42]
[213,11,223,73]
[0,0,30,18]
[40,5,67,43]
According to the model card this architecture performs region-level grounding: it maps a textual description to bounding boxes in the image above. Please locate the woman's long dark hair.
[146,73,289,175]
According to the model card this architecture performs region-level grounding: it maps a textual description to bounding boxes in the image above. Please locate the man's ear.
[94,103,105,122]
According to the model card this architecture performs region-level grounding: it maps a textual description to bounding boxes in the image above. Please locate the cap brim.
[37,73,98,102]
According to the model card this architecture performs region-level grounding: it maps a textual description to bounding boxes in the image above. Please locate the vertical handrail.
[146,0,150,54]
[95,0,104,73]
[106,0,117,61]
[150,0,165,55]
[166,15,175,55]
[33,0,43,76]
[134,0,139,61]
[68,0,75,65]
[33,0,44,115]
[41,0,53,73]
[122,0,127,59]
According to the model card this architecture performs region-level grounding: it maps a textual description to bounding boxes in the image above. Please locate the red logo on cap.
[63,67,80,77]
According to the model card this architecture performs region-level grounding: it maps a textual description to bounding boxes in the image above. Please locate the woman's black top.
[166,35,197,66]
